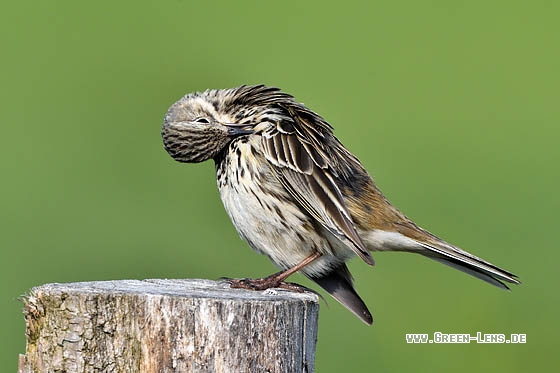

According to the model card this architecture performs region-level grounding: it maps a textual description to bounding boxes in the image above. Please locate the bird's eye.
[194,118,210,124]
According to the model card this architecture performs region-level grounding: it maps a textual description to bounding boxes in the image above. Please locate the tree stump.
[18,279,319,372]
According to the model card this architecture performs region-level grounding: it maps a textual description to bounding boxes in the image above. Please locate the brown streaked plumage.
[162,85,520,325]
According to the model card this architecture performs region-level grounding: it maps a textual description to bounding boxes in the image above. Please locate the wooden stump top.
[19,279,320,373]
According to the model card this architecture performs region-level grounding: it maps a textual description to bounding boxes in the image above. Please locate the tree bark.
[18,279,319,372]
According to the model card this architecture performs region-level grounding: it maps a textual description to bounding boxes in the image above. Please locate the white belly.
[216,140,354,277]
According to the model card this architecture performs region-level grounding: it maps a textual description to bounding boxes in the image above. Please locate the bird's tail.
[415,240,520,289]
[309,264,373,325]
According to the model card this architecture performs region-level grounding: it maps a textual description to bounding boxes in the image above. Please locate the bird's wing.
[260,106,374,265]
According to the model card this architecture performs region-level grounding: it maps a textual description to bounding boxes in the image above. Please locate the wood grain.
[18,279,319,373]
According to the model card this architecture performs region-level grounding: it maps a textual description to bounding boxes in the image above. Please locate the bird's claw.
[221,277,308,293]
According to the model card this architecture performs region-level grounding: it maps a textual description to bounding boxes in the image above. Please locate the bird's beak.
[223,123,254,136]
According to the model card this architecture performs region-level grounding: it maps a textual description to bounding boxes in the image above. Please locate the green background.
[2,1,557,371]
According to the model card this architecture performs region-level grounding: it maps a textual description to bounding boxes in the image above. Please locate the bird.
[161,85,519,325]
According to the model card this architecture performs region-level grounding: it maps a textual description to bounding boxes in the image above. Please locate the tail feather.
[416,241,520,289]
[309,264,373,325]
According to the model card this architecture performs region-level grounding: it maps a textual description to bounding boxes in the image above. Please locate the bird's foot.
[222,275,308,293]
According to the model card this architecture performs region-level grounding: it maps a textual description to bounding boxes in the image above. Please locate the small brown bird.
[162,85,519,324]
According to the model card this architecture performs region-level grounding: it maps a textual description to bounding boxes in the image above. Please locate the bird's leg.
[225,252,322,292]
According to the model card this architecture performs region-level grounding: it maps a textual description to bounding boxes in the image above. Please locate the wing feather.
[301,141,327,168]
[260,115,374,265]
[272,134,288,167]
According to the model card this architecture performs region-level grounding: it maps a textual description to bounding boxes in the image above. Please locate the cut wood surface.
[18,279,319,373]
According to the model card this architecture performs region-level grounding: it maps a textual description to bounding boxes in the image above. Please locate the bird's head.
[161,90,253,163]
[162,85,298,163]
